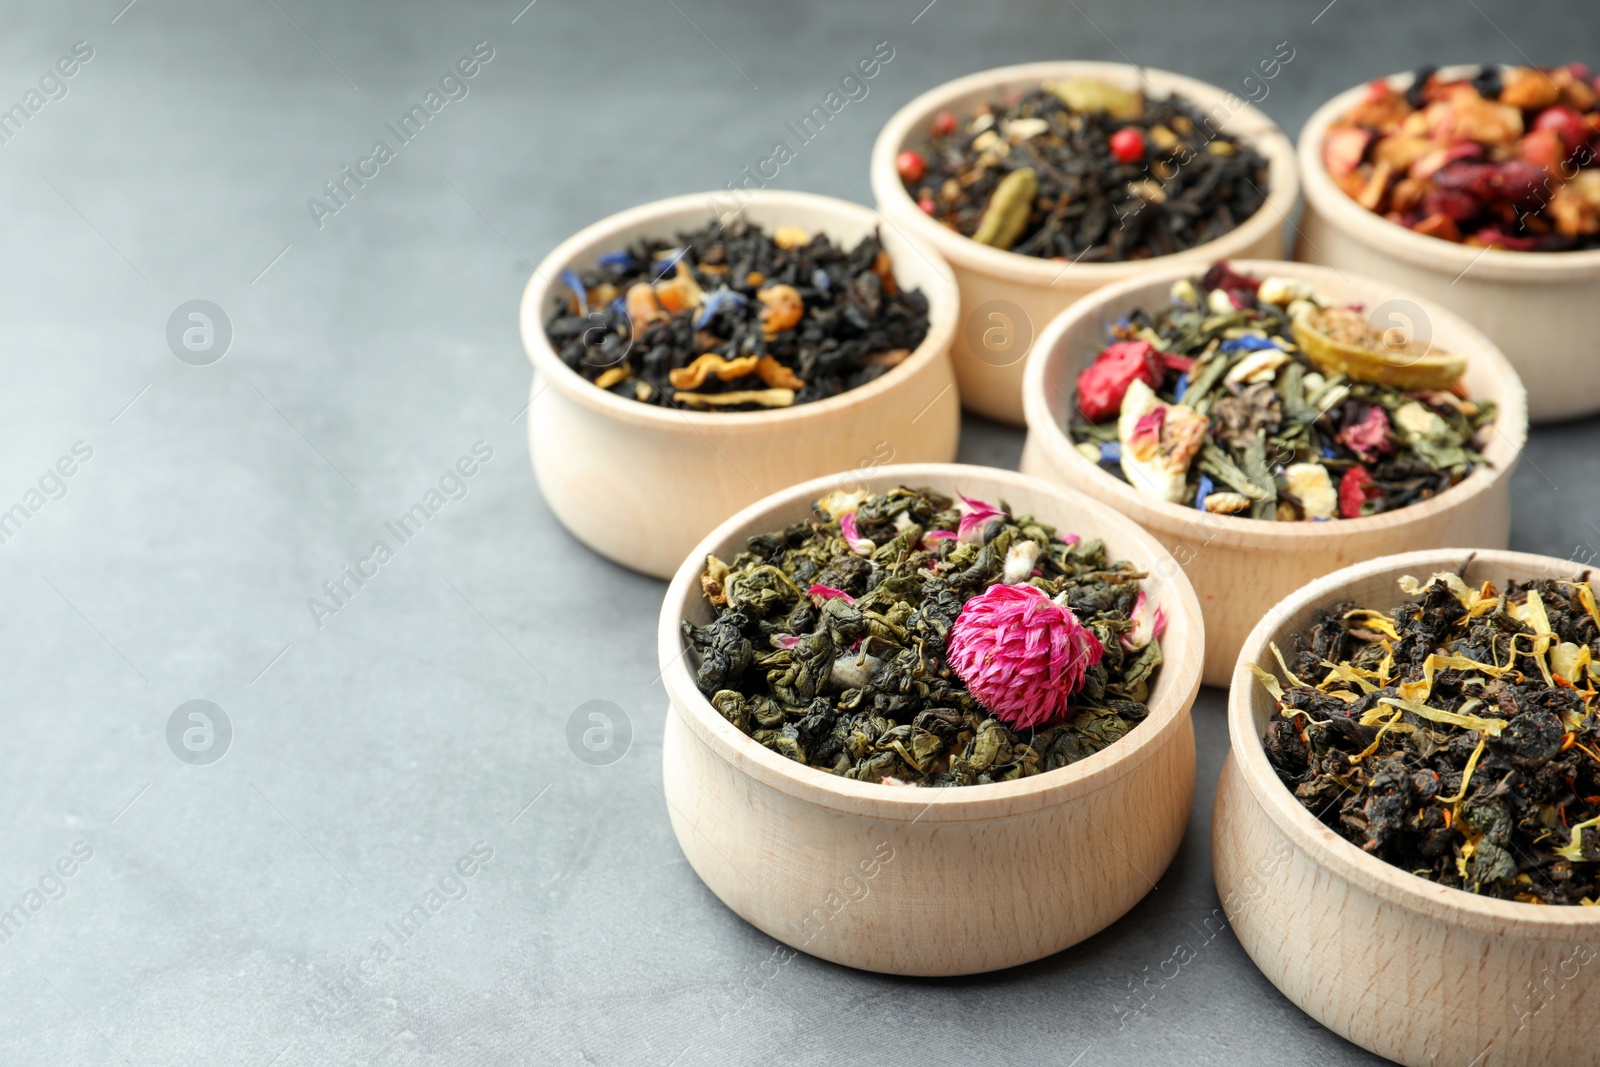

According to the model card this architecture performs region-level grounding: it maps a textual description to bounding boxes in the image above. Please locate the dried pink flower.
[922,529,957,550]
[957,493,1004,544]
[1337,405,1392,460]
[947,584,1103,730]
[839,512,875,556]
[806,583,855,605]
[1120,590,1167,651]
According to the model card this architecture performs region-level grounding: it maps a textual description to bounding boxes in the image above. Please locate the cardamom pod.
[972,167,1037,250]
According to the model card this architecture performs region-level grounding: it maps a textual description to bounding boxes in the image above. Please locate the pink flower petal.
[957,492,1004,544]
[807,583,855,605]
[772,634,801,650]
[839,512,875,556]
[922,529,957,551]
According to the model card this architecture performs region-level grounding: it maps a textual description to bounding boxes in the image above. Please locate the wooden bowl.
[869,61,1298,426]
[1020,258,1528,687]
[657,463,1204,975]
[519,191,961,579]
[1215,548,1600,1067]
[1296,66,1600,424]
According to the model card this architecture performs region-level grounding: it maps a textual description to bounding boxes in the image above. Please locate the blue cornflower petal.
[1194,474,1214,510]
[561,270,587,315]
[1173,372,1190,402]
[1219,336,1280,354]
[812,268,830,291]
[1099,441,1122,463]
[598,250,636,270]
[1320,446,1337,460]
[694,287,748,329]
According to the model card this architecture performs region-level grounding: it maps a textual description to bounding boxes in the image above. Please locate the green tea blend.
[1256,570,1600,904]
[683,486,1165,787]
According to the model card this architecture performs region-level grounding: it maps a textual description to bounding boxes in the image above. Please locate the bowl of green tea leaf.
[658,463,1203,975]
[871,61,1298,424]
[521,190,961,579]
[1217,549,1600,1067]
[1021,258,1527,685]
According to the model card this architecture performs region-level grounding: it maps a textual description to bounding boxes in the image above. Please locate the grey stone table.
[3,1,1596,1063]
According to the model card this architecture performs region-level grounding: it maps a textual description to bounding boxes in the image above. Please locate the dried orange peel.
[668,354,760,390]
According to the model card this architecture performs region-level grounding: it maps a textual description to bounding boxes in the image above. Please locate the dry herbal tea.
[1067,262,1496,520]
[1324,63,1600,250]
[544,219,930,411]
[682,486,1164,786]
[900,78,1270,260]
[1255,570,1600,903]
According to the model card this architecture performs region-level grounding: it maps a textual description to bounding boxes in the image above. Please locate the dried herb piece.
[1066,262,1497,520]
[1255,571,1600,904]
[683,486,1163,786]
[903,81,1270,262]
[1324,63,1600,251]
[544,218,930,410]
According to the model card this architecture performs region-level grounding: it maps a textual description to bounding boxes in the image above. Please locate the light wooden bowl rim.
[1299,64,1600,282]
[868,60,1300,287]
[657,462,1204,823]
[1019,257,1530,548]
[1228,547,1600,937]
[518,190,959,434]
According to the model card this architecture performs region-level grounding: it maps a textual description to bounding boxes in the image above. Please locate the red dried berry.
[1338,467,1382,519]
[1075,340,1164,422]
[917,196,937,215]
[1533,105,1592,152]
[1109,127,1146,164]
[1520,128,1567,171]
[897,150,926,183]
[931,111,957,137]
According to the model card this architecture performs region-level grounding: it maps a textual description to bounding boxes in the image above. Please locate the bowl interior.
[1030,258,1527,538]
[521,190,958,425]
[661,462,1203,818]
[871,62,1298,281]
[1232,547,1600,931]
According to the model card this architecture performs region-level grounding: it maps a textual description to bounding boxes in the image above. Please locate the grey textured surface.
[2,1,1597,1064]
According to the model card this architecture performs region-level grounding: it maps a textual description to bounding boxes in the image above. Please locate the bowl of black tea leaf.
[657,463,1203,975]
[521,191,960,579]
[871,61,1297,424]
[1217,548,1600,1067]
[1021,258,1527,686]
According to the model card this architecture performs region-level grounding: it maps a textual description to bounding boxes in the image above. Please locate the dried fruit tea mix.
[1324,63,1600,250]
[1067,263,1496,521]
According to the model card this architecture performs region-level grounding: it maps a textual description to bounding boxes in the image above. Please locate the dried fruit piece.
[756,284,804,337]
[1118,379,1208,503]
[772,226,811,250]
[754,355,804,390]
[1292,306,1466,390]
[673,388,795,408]
[668,353,761,390]
[1284,463,1337,520]
[1338,466,1381,518]
[1075,340,1164,422]
[971,167,1037,250]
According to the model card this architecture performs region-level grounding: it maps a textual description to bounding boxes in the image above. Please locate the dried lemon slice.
[1291,306,1466,390]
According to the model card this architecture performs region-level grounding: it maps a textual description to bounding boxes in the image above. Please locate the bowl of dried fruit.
[870,61,1298,425]
[521,190,960,579]
[1020,259,1528,687]
[1297,62,1600,423]
[658,463,1203,975]
[1216,548,1600,1067]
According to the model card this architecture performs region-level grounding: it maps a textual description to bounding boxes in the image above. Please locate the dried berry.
[896,149,926,184]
